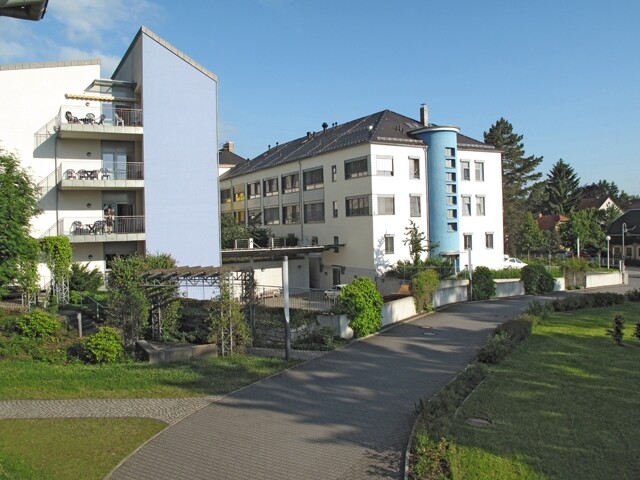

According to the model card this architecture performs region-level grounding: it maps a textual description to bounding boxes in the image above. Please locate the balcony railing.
[53,216,145,237]
[58,161,144,182]
[56,105,143,129]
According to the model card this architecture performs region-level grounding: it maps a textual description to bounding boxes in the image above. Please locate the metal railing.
[63,216,145,236]
[58,161,144,182]
[254,285,337,312]
[57,105,143,128]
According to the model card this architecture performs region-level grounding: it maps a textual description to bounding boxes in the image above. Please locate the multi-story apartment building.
[220,107,504,289]
[0,27,221,284]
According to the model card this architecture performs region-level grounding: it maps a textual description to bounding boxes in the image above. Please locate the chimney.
[222,141,234,153]
[322,122,328,133]
[420,104,429,126]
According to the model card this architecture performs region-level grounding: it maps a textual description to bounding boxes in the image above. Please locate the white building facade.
[0,27,221,284]
[220,109,504,290]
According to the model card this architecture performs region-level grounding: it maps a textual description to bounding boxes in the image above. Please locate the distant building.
[220,106,504,289]
[577,196,617,212]
[0,27,221,287]
[218,141,247,176]
[537,214,569,232]
[608,207,640,261]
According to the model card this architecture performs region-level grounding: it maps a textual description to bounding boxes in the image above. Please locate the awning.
[64,94,136,103]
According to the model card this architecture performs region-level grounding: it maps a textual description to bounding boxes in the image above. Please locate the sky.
[2,0,639,194]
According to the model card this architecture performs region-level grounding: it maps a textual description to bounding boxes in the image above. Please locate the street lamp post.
[606,235,611,269]
[622,223,628,271]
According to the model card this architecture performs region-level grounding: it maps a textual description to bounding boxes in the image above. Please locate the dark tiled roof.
[577,196,610,210]
[219,149,247,167]
[607,208,640,243]
[625,200,640,211]
[456,133,496,150]
[221,110,494,180]
[538,214,569,231]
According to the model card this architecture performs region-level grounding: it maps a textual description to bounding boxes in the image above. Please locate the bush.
[292,326,343,351]
[85,326,123,363]
[336,278,383,338]
[496,314,536,343]
[472,266,496,300]
[476,331,514,364]
[526,300,554,319]
[606,314,625,346]
[412,269,440,312]
[626,289,640,302]
[521,264,555,295]
[633,322,640,344]
[69,262,103,295]
[411,433,450,480]
[551,293,626,312]
[15,310,61,339]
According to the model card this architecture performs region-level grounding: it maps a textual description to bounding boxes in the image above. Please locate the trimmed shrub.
[496,314,536,343]
[606,314,625,346]
[15,310,61,339]
[477,331,514,364]
[411,269,440,312]
[551,293,625,312]
[472,266,496,300]
[626,289,640,302]
[336,277,383,337]
[292,326,343,351]
[526,300,554,320]
[85,326,123,363]
[521,264,555,295]
[633,322,640,344]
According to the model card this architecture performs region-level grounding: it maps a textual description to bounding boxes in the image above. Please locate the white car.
[503,257,527,269]
[324,284,347,300]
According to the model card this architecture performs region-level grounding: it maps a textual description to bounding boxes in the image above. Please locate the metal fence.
[254,285,337,312]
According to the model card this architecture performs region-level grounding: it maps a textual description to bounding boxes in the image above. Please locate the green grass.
[448,302,640,480]
[0,355,299,399]
[0,418,165,480]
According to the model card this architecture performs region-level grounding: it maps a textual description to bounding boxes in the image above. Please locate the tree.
[208,276,251,355]
[581,180,620,202]
[484,118,543,255]
[403,220,438,266]
[0,149,40,296]
[336,277,383,337]
[220,214,250,249]
[542,159,582,215]
[515,212,544,257]
[559,209,605,251]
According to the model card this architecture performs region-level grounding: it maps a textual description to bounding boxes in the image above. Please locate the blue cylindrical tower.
[412,126,460,257]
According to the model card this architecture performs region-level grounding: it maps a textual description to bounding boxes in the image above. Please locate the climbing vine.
[39,236,73,283]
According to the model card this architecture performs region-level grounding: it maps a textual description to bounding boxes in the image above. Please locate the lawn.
[0,354,299,479]
[448,302,640,480]
[0,355,299,399]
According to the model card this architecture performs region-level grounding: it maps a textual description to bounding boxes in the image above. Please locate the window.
[304,202,324,223]
[345,157,368,179]
[476,196,486,216]
[410,195,421,217]
[447,209,457,219]
[448,222,457,232]
[475,161,484,181]
[248,181,260,199]
[446,184,456,194]
[311,236,319,246]
[233,210,245,224]
[445,158,455,169]
[332,200,338,218]
[409,157,420,179]
[281,173,299,193]
[464,234,473,250]
[446,172,456,182]
[445,147,455,157]
[264,206,279,224]
[282,205,300,224]
[332,165,337,182]
[377,195,395,215]
[233,185,245,202]
[263,178,278,196]
[462,195,471,216]
[248,209,262,224]
[376,155,393,176]
[346,196,370,216]
[220,188,231,203]
[303,168,323,190]
[461,161,470,181]
[486,233,494,249]
[446,195,457,206]
[384,235,394,254]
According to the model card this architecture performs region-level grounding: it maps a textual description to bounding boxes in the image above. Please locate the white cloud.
[50,0,162,46]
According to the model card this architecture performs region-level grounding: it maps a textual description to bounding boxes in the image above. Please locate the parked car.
[502,257,528,269]
[324,284,347,300]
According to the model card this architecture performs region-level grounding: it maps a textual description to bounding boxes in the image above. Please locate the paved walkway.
[0,396,222,424]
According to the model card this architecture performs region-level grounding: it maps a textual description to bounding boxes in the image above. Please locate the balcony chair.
[96,114,105,125]
[77,169,89,180]
[92,220,105,234]
[65,111,79,124]
[83,112,95,124]
[115,113,124,126]
[64,169,76,179]
[70,221,85,235]
[99,168,110,179]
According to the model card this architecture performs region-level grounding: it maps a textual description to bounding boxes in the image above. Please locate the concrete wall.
[494,279,525,297]
[585,271,624,288]
[317,314,353,339]
[381,296,417,327]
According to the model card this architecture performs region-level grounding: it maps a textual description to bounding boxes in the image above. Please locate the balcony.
[42,216,146,243]
[58,161,144,191]
[55,105,143,139]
